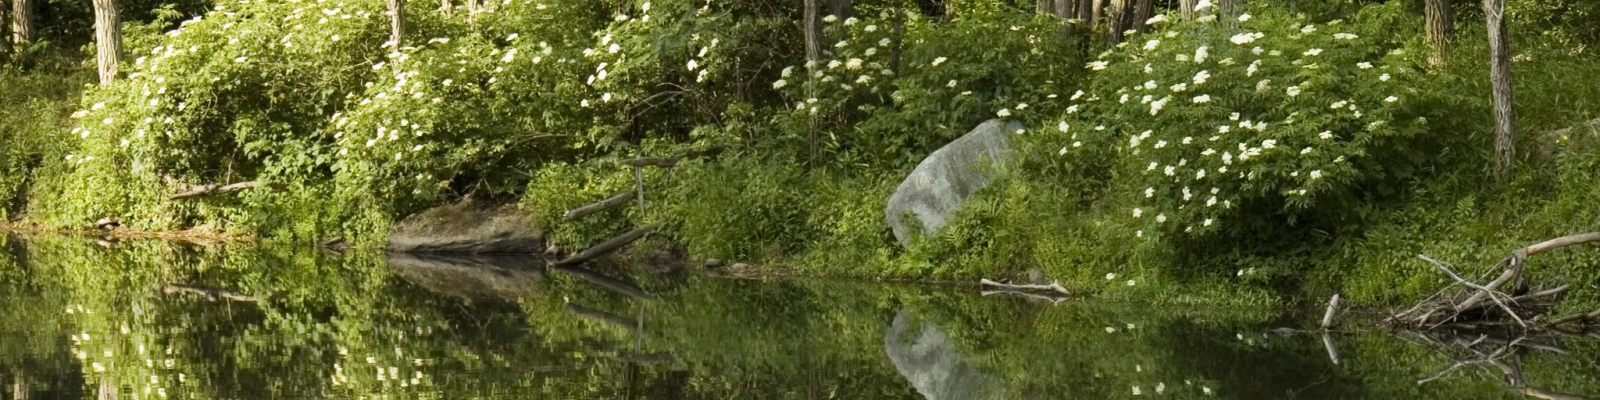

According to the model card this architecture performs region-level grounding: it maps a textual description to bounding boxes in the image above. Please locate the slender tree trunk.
[92,0,121,84]
[13,372,27,400]
[1133,0,1153,32]
[804,0,822,167]
[1425,0,1453,65]
[439,0,451,17]
[465,0,479,24]
[1038,0,1054,14]
[830,0,852,19]
[1220,0,1239,26]
[891,5,905,73]
[1179,0,1196,20]
[387,0,405,47]
[11,0,33,47]
[1089,0,1105,29]
[2,0,10,58]
[1107,0,1134,44]
[1484,0,1515,180]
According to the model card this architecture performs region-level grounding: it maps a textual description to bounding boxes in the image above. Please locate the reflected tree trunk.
[1484,0,1515,180]
[92,0,121,84]
[1426,0,1452,65]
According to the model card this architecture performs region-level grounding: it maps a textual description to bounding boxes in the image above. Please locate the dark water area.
[2,235,1599,399]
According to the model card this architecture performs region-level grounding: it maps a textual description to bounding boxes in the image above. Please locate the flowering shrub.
[1042,4,1427,238]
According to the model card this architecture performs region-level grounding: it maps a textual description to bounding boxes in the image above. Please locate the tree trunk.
[891,5,905,72]
[1179,0,1196,20]
[12,372,27,400]
[1133,0,1153,32]
[1089,0,1105,29]
[1054,0,1078,19]
[830,0,852,19]
[1107,0,1134,44]
[92,0,121,85]
[1038,0,1054,15]
[1220,0,1239,26]
[1484,0,1515,180]
[1425,0,1453,65]
[804,0,822,166]
[465,0,479,24]
[387,0,405,47]
[1078,0,1094,24]
[12,0,33,47]
[439,0,451,17]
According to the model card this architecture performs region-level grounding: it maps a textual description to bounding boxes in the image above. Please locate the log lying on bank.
[978,279,1070,303]
[552,224,658,267]
[168,181,283,200]
[162,284,261,302]
[563,191,633,221]
[1387,233,1600,331]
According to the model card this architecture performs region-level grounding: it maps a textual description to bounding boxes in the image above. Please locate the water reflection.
[1,235,1598,399]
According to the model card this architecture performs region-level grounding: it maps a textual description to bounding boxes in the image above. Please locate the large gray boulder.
[886,119,1022,246]
[387,198,543,254]
[885,310,991,400]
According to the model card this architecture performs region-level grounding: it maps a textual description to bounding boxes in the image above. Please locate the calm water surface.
[2,235,1598,399]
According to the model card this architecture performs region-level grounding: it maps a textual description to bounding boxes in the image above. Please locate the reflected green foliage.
[3,239,1600,399]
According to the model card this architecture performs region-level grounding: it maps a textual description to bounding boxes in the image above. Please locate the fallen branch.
[162,284,260,302]
[563,191,633,221]
[169,181,282,200]
[1390,233,1600,331]
[1322,294,1342,330]
[552,224,658,267]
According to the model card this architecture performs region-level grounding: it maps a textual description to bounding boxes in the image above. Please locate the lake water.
[2,235,1598,399]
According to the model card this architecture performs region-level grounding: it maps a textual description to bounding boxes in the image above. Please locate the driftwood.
[163,284,260,302]
[978,279,1070,303]
[553,266,659,301]
[169,181,282,200]
[552,224,658,267]
[563,191,633,221]
[1388,233,1600,331]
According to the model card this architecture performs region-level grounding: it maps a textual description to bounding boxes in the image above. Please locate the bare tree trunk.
[1107,0,1134,44]
[1089,0,1105,30]
[387,0,405,47]
[1038,0,1055,14]
[439,0,451,17]
[92,0,121,84]
[13,372,28,400]
[804,0,822,167]
[830,0,852,19]
[1426,0,1453,66]
[1179,0,1196,20]
[891,5,905,72]
[1484,0,1515,180]
[1133,0,1153,32]
[466,0,479,24]
[1220,0,1239,26]
[12,0,33,47]
[1054,0,1078,19]
[2,0,10,57]
[1078,0,1094,24]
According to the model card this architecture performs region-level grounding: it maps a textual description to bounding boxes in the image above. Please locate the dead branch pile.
[1387,233,1600,332]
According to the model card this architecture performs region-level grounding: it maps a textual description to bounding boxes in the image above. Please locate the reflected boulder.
[885,310,990,400]
[885,119,1021,246]
[387,252,544,302]
[387,198,543,254]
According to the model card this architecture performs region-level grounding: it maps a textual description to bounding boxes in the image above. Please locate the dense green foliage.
[2,0,1599,305]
